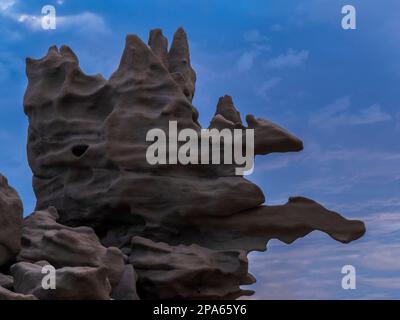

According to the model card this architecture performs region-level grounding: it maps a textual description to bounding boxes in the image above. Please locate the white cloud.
[304,146,400,163]
[15,11,109,34]
[237,51,258,72]
[362,211,400,235]
[310,96,392,127]
[16,13,41,29]
[237,29,270,72]
[350,104,392,125]
[244,231,400,299]
[255,77,281,101]
[361,243,400,271]
[266,48,309,69]
[294,175,354,195]
[363,277,400,290]
[58,12,109,33]
[1,2,108,35]
[257,155,290,172]
[0,0,15,12]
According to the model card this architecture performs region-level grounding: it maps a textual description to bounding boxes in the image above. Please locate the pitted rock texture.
[18,28,366,299]
[0,174,23,267]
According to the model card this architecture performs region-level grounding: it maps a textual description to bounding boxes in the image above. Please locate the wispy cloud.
[294,175,354,195]
[256,153,290,172]
[303,145,400,164]
[1,1,109,34]
[362,277,400,290]
[245,230,400,299]
[0,0,15,12]
[255,77,281,101]
[236,29,270,72]
[310,96,392,127]
[265,48,309,69]
[237,51,259,72]
[16,11,110,34]
[361,243,400,271]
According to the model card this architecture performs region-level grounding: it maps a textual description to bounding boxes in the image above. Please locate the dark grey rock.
[0,174,23,267]
[19,28,365,299]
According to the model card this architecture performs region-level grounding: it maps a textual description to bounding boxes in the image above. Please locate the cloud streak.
[255,77,282,101]
[0,0,15,12]
[16,11,110,34]
[265,49,309,69]
[0,1,109,34]
[236,29,270,72]
[310,96,392,127]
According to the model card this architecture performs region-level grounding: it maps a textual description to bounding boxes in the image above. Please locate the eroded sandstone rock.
[111,264,139,300]
[129,236,254,299]
[20,28,366,299]
[18,207,125,288]
[0,174,23,267]
[11,260,111,300]
[0,285,37,300]
[0,273,13,290]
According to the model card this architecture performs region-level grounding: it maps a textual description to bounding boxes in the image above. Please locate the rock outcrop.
[129,236,254,299]
[0,285,38,300]
[11,260,112,300]
[0,28,366,300]
[17,207,125,288]
[1,205,136,300]
[0,174,23,267]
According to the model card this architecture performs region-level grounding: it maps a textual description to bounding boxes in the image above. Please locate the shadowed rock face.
[0,175,23,267]
[20,28,366,299]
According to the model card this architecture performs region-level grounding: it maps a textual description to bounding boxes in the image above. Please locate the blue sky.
[0,0,399,299]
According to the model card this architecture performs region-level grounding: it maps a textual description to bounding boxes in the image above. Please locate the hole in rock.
[71,144,89,157]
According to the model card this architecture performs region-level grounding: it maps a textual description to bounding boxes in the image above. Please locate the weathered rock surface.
[0,285,38,300]
[0,174,23,267]
[13,28,367,299]
[129,236,254,299]
[111,264,139,300]
[11,260,111,300]
[0,273,13,290]
[18,207,125,288]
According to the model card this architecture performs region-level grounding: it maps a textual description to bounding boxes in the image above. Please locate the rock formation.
[0,28,365,300]
[0,174,23,267]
